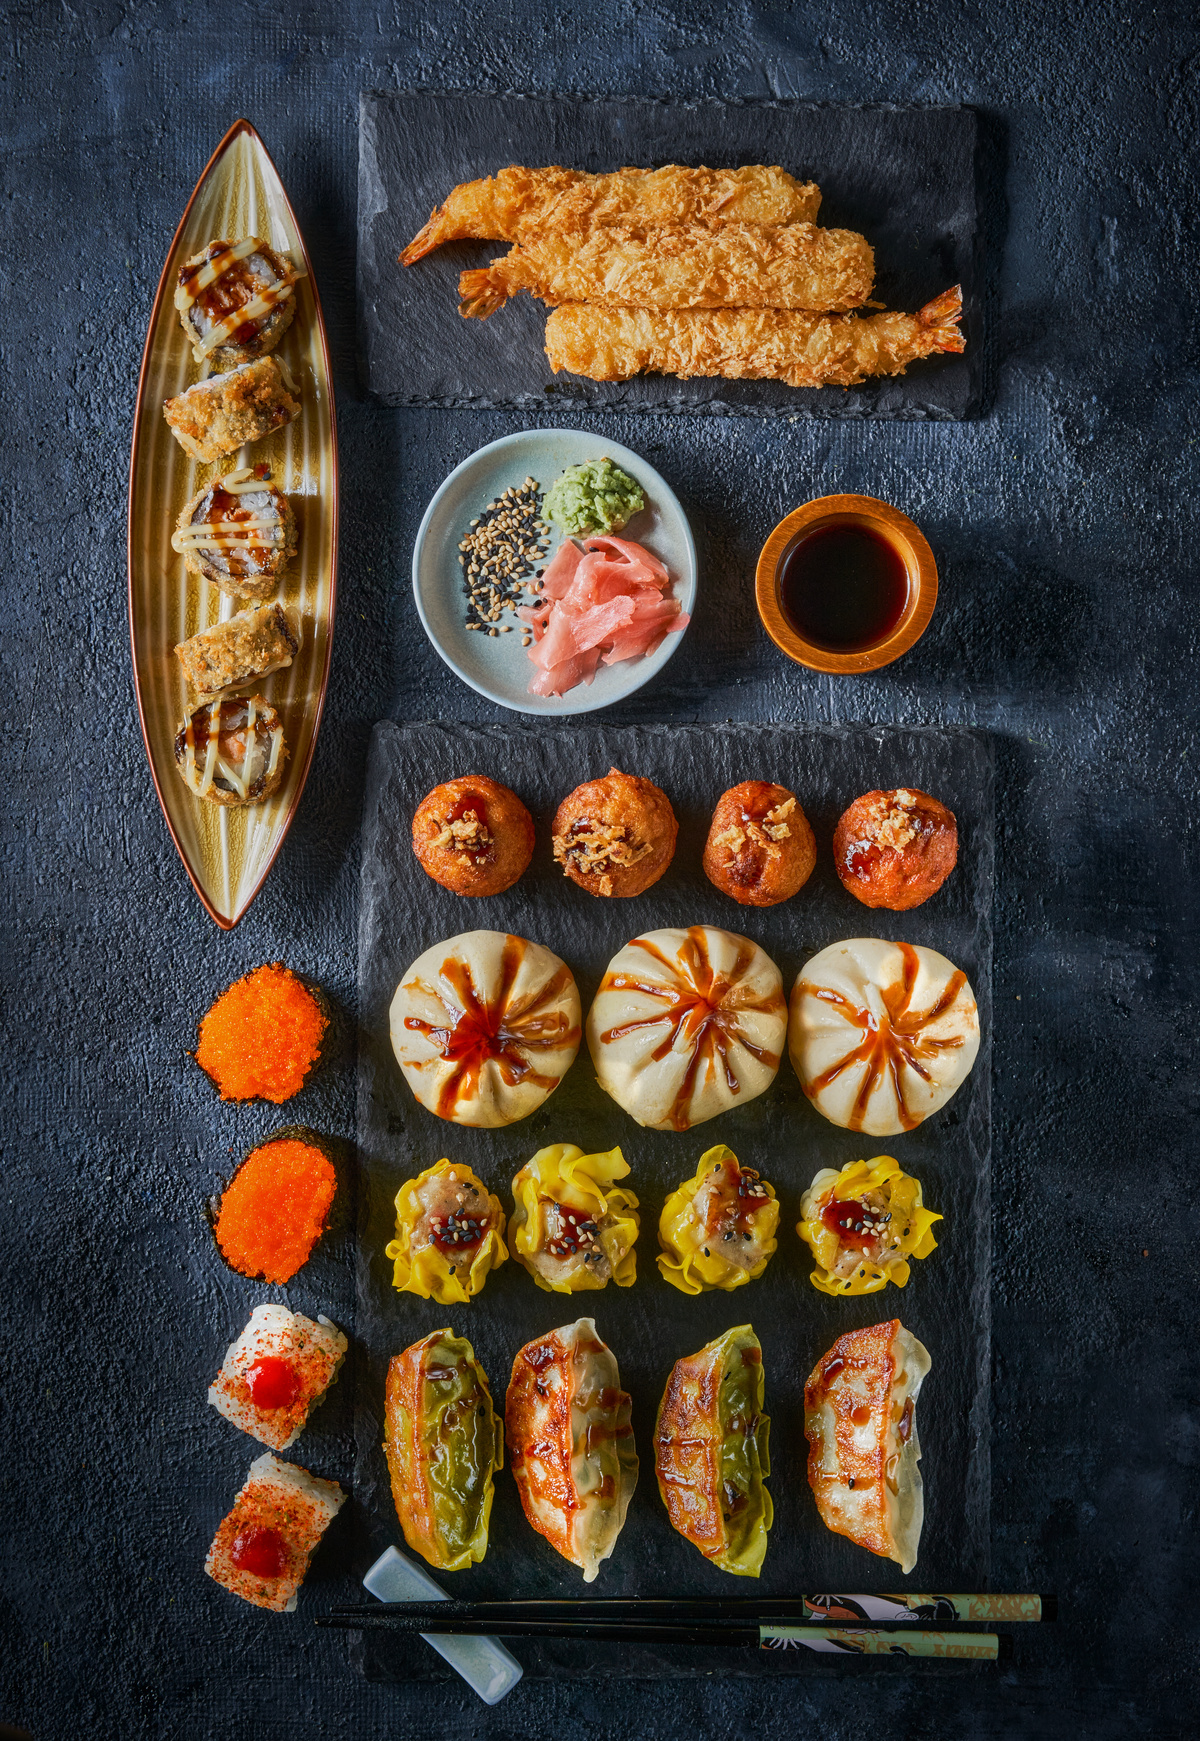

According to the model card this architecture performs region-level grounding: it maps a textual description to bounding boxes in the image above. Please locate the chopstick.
[316,1612,1011,1659]
[324,1592,1053,1626]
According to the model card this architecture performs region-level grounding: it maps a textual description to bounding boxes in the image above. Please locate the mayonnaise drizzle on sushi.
[182,696,284,801]
[175,238,306,360]
[170,470,286,557]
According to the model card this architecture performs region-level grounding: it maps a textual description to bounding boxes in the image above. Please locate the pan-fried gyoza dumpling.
[654,1324,772,1577]
[390,930,581,1127]
[384,1329,503,1572]
[803,1318,931,1574]
[586,926,787,1131]
[506,1317,637,1582]
[789,938,979,1136]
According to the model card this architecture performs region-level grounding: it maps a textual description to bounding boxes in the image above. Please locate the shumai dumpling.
[655,1325,772,1577]
[587,926,787,1131]
[657,1144,779,1294]
[386,1159,507,1304]
[385,1329,502,1571]
[390,930,581,1127]
[509,1143,639,1293]
[789,938,979,1136]
[506,1318,637,1582]
[803,1318,931,1574]
[797,1156,941,1296]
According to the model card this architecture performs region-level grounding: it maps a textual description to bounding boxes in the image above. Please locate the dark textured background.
[2,2,1198,1737]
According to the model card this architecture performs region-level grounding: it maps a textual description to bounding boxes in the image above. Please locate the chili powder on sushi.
[215,1136,336,1283]
[196,964,327,1103]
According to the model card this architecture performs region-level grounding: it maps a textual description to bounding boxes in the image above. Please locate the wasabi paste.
[544,457,645,537]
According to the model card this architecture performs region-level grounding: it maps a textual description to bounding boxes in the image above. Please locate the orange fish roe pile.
[196,964,327,1103]
[215,1137,337,1283]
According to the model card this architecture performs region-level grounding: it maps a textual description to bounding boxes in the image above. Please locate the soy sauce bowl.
[754,493,938,675]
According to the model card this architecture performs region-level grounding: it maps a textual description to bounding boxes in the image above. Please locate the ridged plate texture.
[128,120,337,927]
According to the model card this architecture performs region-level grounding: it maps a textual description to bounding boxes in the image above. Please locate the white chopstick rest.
[361,1546,523,1705]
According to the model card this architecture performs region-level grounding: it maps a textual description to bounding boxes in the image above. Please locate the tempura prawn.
[401,165,822,263]
[542,286,965,388]
[458,222,874,320]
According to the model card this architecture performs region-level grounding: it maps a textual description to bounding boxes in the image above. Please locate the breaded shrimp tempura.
[401,165,822,263]
[543,287,965,388]
[458,222,874,320]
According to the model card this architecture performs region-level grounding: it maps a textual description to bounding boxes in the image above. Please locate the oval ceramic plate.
[413,430,696,715]
[128,119,338,929]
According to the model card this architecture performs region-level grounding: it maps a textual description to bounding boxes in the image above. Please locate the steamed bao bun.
[587,925,787,1131]
[789,938,979,1137]
[390,930,581,1128]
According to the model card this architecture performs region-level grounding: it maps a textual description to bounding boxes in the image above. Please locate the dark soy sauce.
[778,521,910,652]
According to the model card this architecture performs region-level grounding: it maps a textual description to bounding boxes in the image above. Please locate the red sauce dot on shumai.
[195,964,327,1103]
[215,1138,336,1283]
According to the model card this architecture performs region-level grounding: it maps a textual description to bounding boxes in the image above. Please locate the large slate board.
[358,93,980,418]
[354,722,992,1682]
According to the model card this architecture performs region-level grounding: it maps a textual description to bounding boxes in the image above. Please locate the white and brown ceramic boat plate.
[128,119,338,928]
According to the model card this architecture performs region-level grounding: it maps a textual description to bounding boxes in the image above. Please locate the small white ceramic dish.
[412,429,697,716]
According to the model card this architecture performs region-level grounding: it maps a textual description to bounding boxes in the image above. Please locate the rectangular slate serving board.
[355,722,992,1682]
[358,93,980,419]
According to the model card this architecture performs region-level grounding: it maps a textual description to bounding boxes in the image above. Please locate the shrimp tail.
[916,283,965,352]
[400,208,449,266]
[457,267,510,320]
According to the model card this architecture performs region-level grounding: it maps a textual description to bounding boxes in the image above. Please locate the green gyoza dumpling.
[653,1324,772,1576]
[384,1328,502,1571]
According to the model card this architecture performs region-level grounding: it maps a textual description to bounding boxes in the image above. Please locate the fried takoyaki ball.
[833,787,958,911]
[552,767,677,898]
[702,780,816,908]
[412,775,535,897]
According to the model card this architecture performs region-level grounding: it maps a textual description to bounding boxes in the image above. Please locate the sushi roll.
[175,236,303,369]
[174,693,287,807]
[174,603,300,699]
[208,1304,347,1451]
[162,357,300,464]
[205,1451,345,1612]
[171,466,298,602]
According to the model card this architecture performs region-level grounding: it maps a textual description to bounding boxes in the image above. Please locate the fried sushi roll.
[506,1318,637,1582]
[162,357,301,463]
[544,286,966,388]
[402,164,822,262]
[657,1144,779,1295]
[654,1325,772,1577]
[174,604,300,700]
[386,1159,508,1305]
[508,1142,639,1293]
[803,1319,931,1574]
[460,222,873,320]
[174,693,288,807]
[797,1156,942,1297]
[172,465,298,601]
[175,236,304,369]
[385,1329,503,1572]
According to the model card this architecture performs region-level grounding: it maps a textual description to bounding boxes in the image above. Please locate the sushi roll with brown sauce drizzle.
[175,694,288,807]
[171,464,297,601]
[175,237,304,369]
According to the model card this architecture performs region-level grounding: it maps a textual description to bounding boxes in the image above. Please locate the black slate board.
[355,722,992,1682]
[358,93,980,418]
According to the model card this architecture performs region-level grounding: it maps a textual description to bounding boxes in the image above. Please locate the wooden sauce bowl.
[754,494,938,674]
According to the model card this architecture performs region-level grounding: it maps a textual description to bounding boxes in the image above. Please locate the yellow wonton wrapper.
[386,1159,507,1305]
[796,1156,941,1296]
[509,1143,639,1293]
[657,1144,779,1295]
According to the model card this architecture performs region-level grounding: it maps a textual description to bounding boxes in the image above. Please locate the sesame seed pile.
[458,476,550,640]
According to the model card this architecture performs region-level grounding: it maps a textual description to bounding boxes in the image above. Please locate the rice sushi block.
[205,1451,345,1612]
[208,1304,347,1450]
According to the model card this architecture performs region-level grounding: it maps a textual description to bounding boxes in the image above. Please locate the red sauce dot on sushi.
[245,1356,301,1411]
[230,1524,287,1578]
